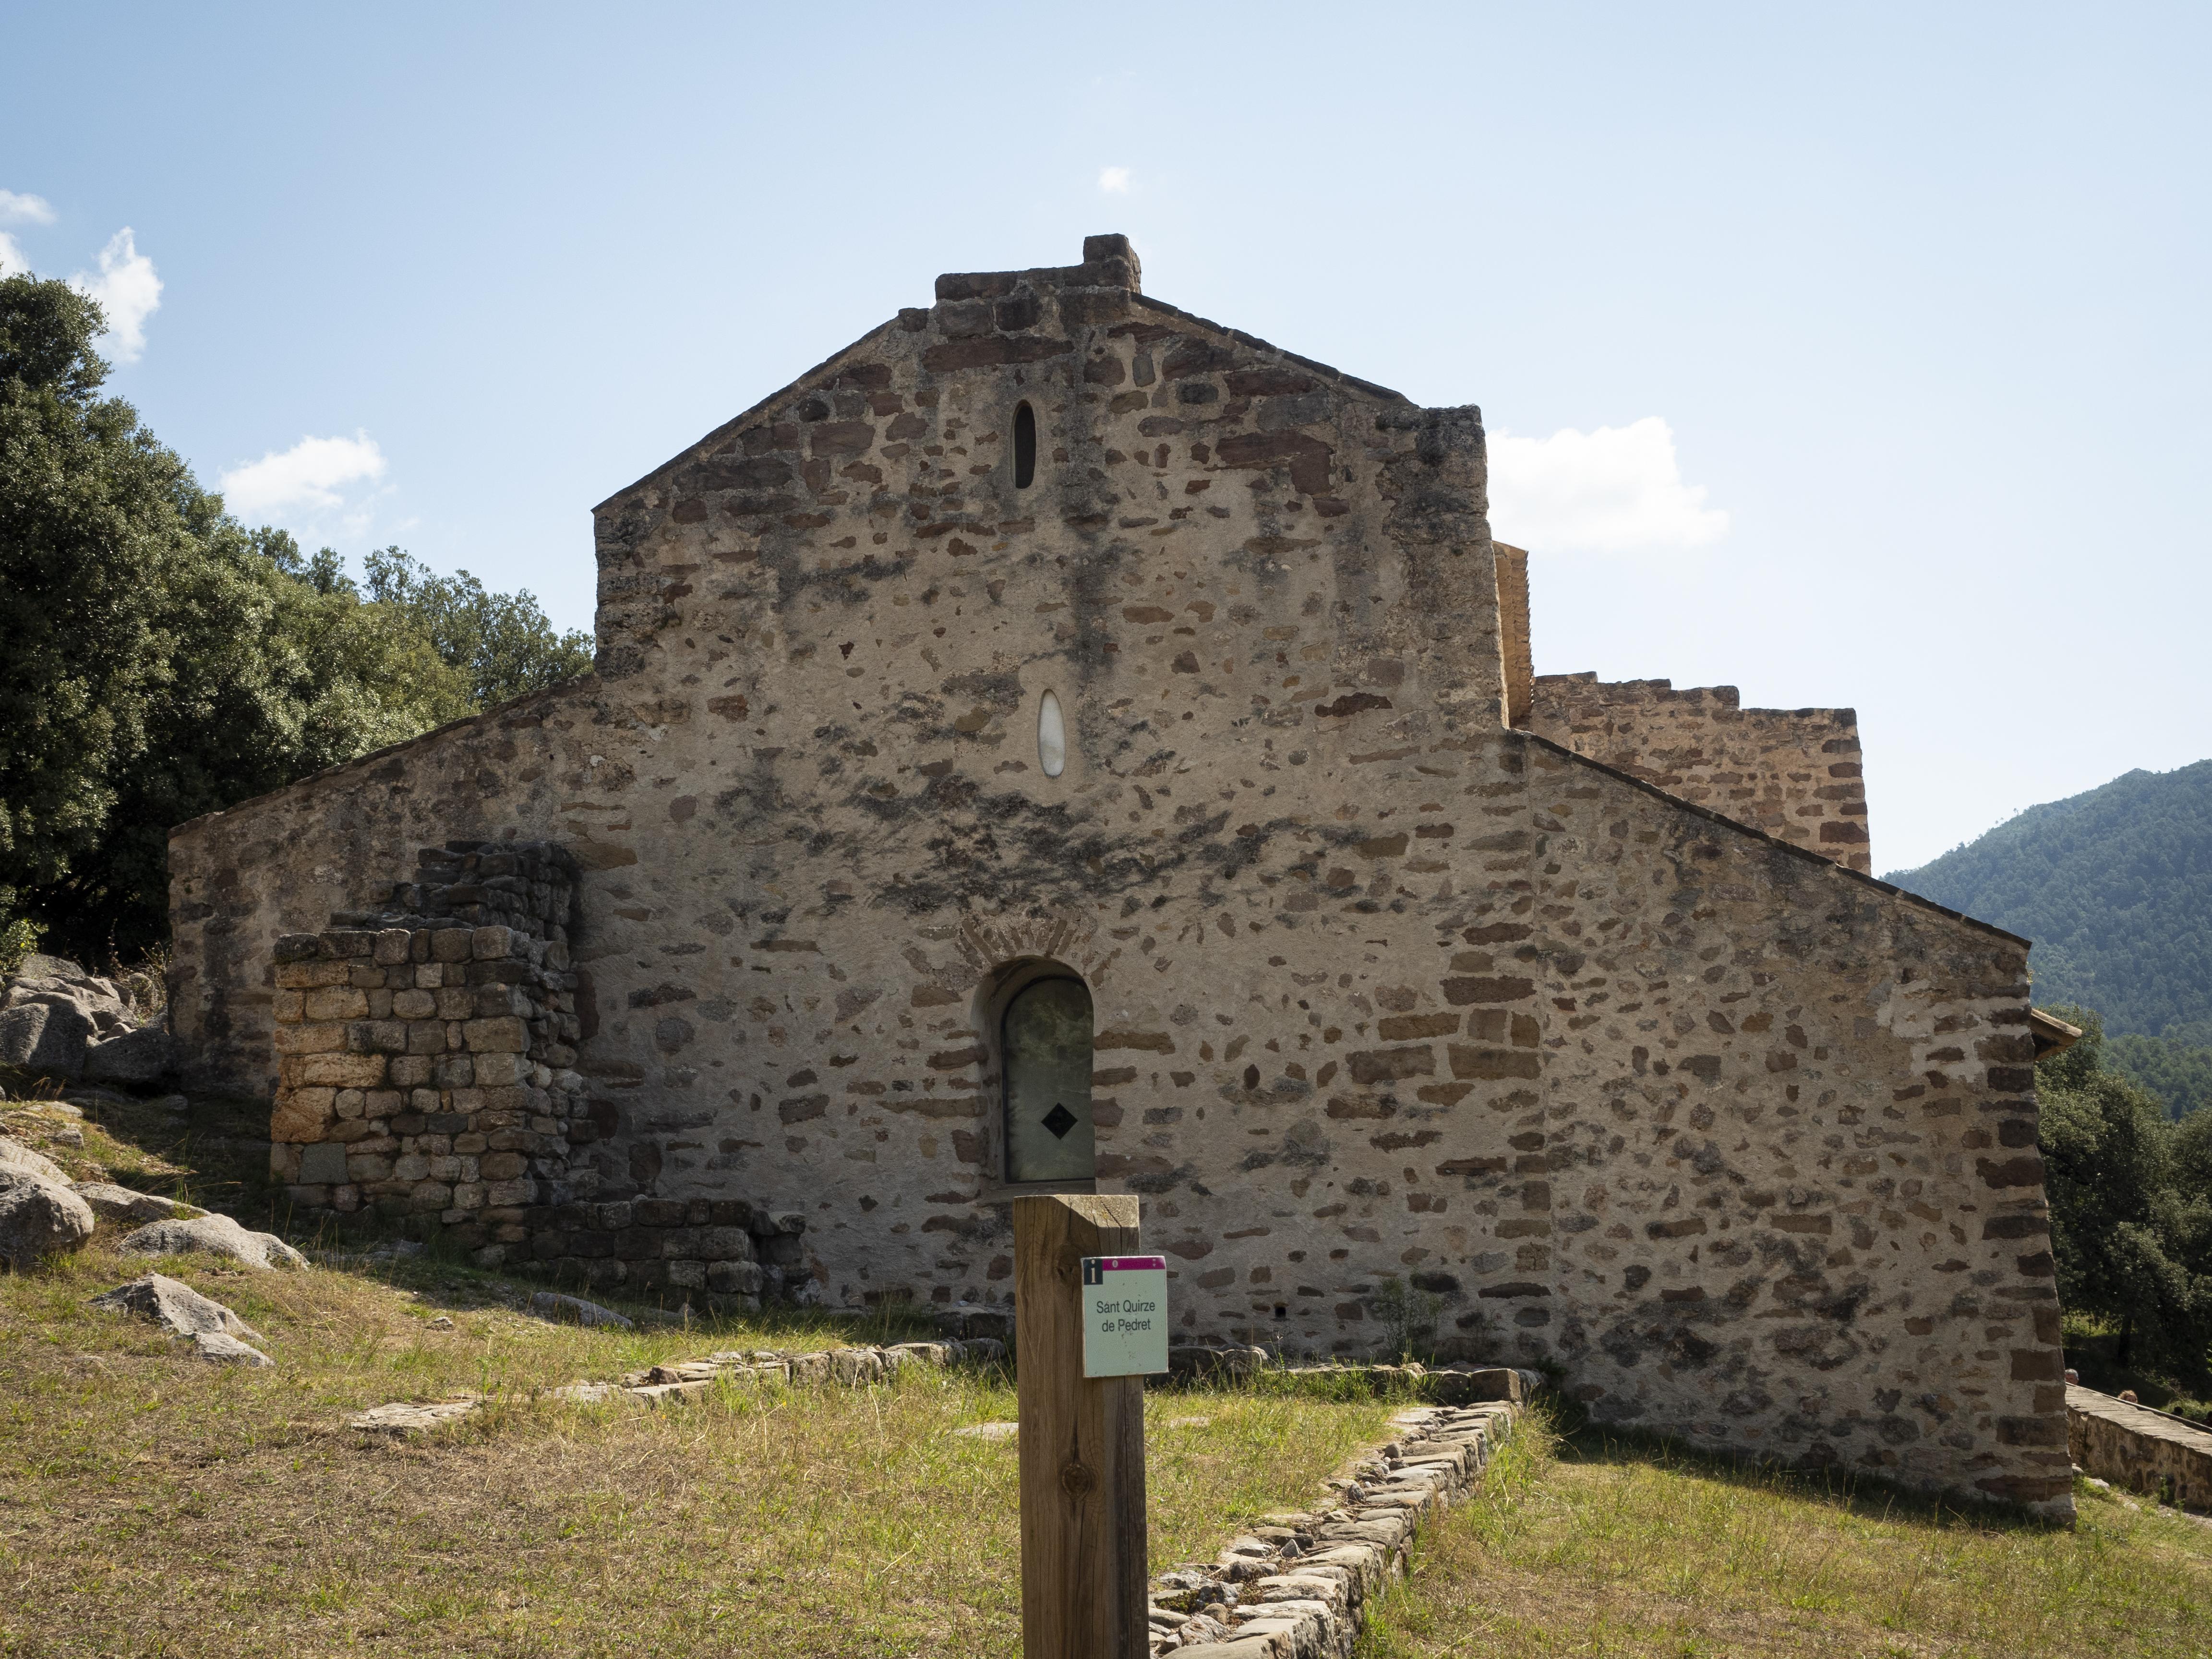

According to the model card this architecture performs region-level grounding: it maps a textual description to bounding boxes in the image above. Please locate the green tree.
[2037,1005,2212,1380]
[0,276,180,915]
[362,546,592,708]
[0,270,591,957]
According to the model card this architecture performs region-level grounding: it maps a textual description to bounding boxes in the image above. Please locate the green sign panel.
[1081,1254,1170,1378]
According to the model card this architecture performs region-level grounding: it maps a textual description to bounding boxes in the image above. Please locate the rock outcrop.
[71,1183,198,1226]
[120,1213,307,1271]
[0,954,170,1086]
[0,1167,96,1270]
[0,1135,69,1185]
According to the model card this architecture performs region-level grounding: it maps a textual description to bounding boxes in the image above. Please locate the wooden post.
[1014,1193,1148,1659]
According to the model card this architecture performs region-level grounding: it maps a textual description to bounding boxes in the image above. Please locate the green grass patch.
[1358,1404,2212,1659]
[0,1244,1396,1656]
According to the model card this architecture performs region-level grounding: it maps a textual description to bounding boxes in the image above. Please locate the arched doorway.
[1002,974,1094,1183]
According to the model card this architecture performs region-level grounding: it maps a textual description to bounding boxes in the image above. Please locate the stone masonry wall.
[1513,737,2068,1508]
[171,234,2066,1513]
[1527,673,1871,873]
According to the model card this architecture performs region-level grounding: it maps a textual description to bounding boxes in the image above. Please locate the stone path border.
[1150,1399,1523,1657]
[342,1337,1007,1435]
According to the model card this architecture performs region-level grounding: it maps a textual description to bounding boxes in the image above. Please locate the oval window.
[1012,401,1037,489]
[1037,690,1066,777]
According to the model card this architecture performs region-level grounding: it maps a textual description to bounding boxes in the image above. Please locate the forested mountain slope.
[1885,760,2212,1115]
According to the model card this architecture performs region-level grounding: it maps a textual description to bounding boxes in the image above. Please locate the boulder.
[0,1168,96,1270]
[192,1331,275,1367]
[120,1212,307,1271]
[13,952,88,982]
[72,1183,196,1226]
[0,1135,69,1185]
[82,1026,174,1085]
[0,1001,91,1080]
[90,1272,261,1340]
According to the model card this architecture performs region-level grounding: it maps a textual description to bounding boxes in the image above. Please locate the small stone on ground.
[192,1330,274,1367]
[91,1272,261,1340]
[348,1397,483,1436]
[528,1290,634,1329]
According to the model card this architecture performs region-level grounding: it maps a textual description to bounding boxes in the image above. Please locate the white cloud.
[220,433,388,519]
[1487,417,1730,554]
[0,192,51,277]
[0,191,55,226]
[1097,166,1131,194]
[70,228,162,362]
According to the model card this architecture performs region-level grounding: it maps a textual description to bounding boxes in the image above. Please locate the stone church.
[168,235,2072,1514]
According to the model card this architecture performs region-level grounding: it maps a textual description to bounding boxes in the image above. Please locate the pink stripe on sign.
[1093,1256,1166,1272]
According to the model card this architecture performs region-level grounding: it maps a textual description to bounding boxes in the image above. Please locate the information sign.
[1080,1254,1170,1378]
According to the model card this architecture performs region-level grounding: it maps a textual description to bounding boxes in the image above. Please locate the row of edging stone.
[344,1335,1010,1435]
[1155,1399,1525,1657]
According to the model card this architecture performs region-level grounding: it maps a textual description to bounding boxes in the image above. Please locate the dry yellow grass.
[0,1243,1396,1657]
[1359,1407,2212,1659]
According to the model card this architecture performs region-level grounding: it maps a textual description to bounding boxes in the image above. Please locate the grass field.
[1358,1407,2212,1659]
[0,1239,1398,1658]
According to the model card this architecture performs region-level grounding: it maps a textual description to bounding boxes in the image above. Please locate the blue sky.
[4,2,2206,871]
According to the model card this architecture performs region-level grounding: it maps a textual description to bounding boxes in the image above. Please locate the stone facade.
[168,234,2069,1514]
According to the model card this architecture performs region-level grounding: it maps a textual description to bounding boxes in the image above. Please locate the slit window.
[1012,401,1037,489]
[1003,975,1094,1183]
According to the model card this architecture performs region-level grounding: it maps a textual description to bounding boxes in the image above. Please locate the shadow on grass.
[1537,1397,2076,1538]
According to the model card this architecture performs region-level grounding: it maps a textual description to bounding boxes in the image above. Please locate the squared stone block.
[299,1141,350,1184]
[373,928,413,965]
[347,1020,409,1055]
[293,1052,389,1089]
[433,928,475,962]
[270,1087,336,1142]
[304,986,370,1022]
[472,926,517,959]
[464,1017,529,1054]
[708,1260,764,1295]
[275,960,352,989]
[392,989,437,1020]
[273,1022,347,1056]
[472,1051,528,1087]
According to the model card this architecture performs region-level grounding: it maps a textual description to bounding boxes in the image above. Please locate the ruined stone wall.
[168,684,622,1098]
[261,847,810,1305]
[1527,673,1871,872]
[170,234,2067,1513]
